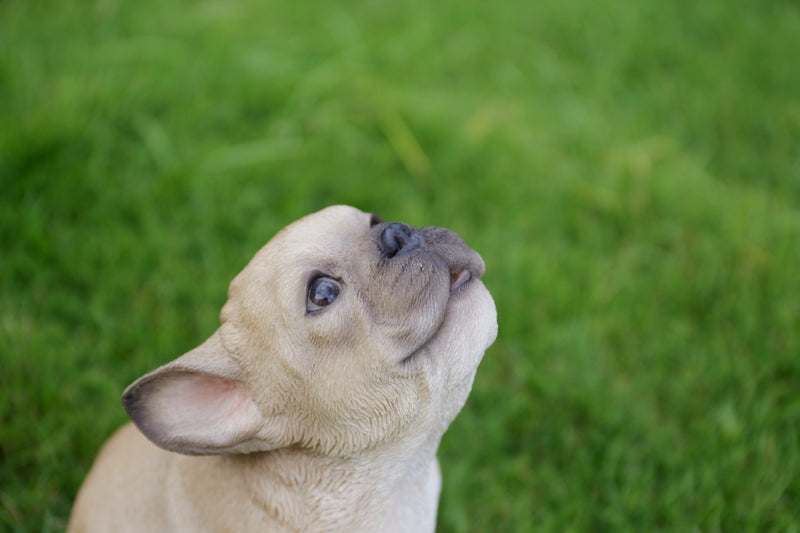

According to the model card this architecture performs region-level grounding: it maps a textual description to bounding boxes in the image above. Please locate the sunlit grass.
[2,0,799,531]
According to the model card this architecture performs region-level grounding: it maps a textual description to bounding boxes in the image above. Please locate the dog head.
[123,206,497,457]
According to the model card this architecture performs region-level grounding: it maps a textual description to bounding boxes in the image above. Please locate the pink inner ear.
[182,375,243,406]
[167,374,250,423]
[149,373,263,450]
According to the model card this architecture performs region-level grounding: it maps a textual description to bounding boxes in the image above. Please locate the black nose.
[379,223,422,258]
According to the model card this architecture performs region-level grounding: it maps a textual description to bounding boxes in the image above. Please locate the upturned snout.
[378,223,423,258]
[372,220,486,291]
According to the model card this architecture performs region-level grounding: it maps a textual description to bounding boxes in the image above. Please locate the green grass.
[2,0,800,531]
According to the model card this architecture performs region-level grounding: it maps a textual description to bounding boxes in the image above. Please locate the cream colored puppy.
[68,205,497,533]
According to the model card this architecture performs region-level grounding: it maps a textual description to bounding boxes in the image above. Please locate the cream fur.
[68,205,497,532]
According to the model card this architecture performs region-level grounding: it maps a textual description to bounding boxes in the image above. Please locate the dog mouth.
[401,265,479,366]
[371,220,485,365]
[449,269,472,292]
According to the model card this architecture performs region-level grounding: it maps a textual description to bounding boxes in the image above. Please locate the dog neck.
[228,436,442,532]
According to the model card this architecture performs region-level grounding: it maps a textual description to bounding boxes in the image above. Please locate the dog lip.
[401,267,477,365]
[449,269,472,292]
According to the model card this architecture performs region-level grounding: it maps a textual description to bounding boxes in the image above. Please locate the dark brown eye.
[307,277,341,312]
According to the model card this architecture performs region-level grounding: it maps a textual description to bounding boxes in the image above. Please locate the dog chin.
[399,272,485,368]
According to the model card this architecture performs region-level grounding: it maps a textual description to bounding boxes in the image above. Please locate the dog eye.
[307,277,341,312]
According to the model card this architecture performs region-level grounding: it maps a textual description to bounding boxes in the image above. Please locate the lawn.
[2,0,799,531]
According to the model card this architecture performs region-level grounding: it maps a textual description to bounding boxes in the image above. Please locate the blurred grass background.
[2,0,800,531]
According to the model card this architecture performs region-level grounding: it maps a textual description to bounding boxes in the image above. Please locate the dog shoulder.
[68,424,173,532]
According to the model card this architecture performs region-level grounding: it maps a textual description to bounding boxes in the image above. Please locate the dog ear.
[122,331,279,455]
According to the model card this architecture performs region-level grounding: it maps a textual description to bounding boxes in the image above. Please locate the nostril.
[379,223,421,258]
[380,223,408,258]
